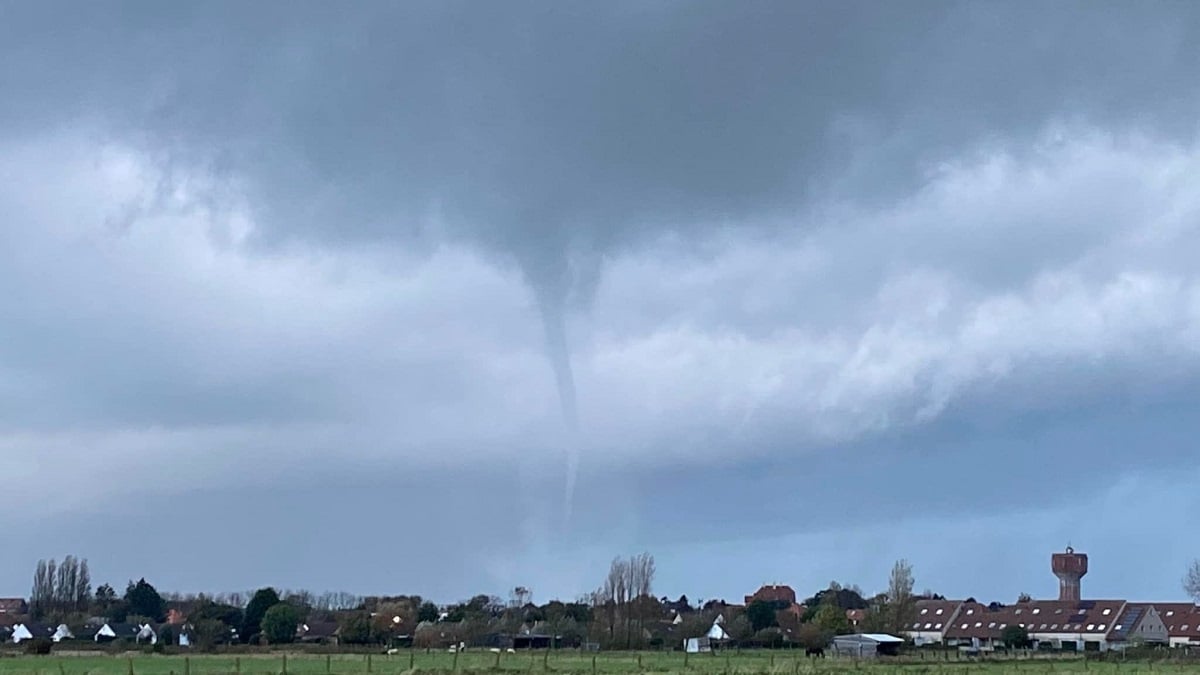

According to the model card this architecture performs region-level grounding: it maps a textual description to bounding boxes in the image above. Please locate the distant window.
[961,623,969,629]
[1051,624,1058,630]
[912,623,920,629]
[966,609,974,615]
[935,623,942,629]
[1114,624,1123,631]
[1102,609,1111,616]
[924,623,932,629]
[1098,624,1106,630]
[936,609,944,615]
[988,622,995,628]
[999,624,1006,629]
[1015,609,1022,615]
[1055,609,1063,614]
[975,622,982,628]
[1032,609,1041,615]
[1040,624,1047,629]
[1167,611,1175,617]
[1087,624,1095,631]
[1184,625,1190,631]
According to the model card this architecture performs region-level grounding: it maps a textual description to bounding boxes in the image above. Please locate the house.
[745,584,796,606]
[0,599,28,616]
[51,624,75,642]
[95,622,140,642]
[12,622,55,643]
[904,599,964,645]
[830,633,904,658]
[846,609,867,630]
[942,599,1128,652]
[1155,603,1200,647]
[1106,603,1168,647]
[683,636,710,653]
[136,624,158,645]
[297,621,340,644]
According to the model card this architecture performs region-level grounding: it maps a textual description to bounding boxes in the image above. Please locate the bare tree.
[887,559,916,633]
[1185,560,1200,602]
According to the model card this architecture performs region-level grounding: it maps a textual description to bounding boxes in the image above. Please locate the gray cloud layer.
[3,1,1200,601]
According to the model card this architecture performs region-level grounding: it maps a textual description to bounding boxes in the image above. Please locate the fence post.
[236,657,241,675]
[368,654,373,673]
[186,657,191,675]
[326,655,331,674]
[591,654,596,675]
[543,648,549,670]
[128,658,134,675]
[410,649,416,670]
[282,654,288,675]
[496,650,502,669]
[453,647,459,672]
[684,651,689,668]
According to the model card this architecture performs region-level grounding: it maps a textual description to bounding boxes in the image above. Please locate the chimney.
[1051,546,1088,602]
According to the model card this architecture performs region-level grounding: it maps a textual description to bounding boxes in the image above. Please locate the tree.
[794,623,827,650]
[812,603,850,636]
[125,578,166,622]
[886,559,916,633]
[418,601,439,623]
[1001,624,1030,649]
[243,588,281,643]
[1016,592,1033,603]
[261,603,300,644]
[191,619,234,648]
[1185,560,1200,602]
[339,612,376,645]
[746,601,778,632]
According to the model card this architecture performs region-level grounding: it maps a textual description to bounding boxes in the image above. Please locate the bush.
[24,638,53,656]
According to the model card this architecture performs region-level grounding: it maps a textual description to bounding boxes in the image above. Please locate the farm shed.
[830,633,904,657]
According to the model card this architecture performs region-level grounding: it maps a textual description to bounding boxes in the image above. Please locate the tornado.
[534,285,581,527]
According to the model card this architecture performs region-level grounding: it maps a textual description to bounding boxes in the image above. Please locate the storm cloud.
[2,1,1200,602]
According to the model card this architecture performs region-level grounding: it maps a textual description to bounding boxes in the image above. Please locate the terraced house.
[904,548,1200,652]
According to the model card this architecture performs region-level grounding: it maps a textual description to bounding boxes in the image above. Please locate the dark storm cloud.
[3,1,1198,264]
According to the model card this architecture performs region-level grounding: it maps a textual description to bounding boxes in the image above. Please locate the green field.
[0,651,1197,675]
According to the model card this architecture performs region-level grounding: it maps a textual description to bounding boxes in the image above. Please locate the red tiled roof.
[1156,603,1200,639]
[744,585,796,606]
[908,599,962,633]
[0,599,26,614]
[943,600,1125,641]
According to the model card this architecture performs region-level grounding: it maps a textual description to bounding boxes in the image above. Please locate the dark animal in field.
[805,647,825,658]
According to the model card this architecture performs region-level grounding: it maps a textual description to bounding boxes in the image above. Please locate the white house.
[51,624,74,642]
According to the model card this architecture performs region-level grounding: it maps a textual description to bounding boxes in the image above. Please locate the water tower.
[1052,546,1088,602]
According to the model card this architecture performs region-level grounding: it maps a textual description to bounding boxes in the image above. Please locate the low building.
[830,633,904,658]
[0,599,28,616]
[1156,603,1200,648]
[905,599,963,645]
[942,599,1128,652]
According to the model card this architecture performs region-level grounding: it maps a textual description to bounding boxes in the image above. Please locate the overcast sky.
[3,0,1200,606]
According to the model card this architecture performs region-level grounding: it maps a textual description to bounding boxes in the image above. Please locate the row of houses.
[904,548,1200,652]
[3,622,160,645]
[905,598,1200,651]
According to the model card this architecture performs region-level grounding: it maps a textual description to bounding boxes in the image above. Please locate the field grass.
[0,651,1197,675]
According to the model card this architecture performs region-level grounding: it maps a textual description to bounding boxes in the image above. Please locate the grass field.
[0,651,1199,675]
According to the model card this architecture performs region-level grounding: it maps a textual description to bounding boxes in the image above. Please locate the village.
[2,547,1198,660]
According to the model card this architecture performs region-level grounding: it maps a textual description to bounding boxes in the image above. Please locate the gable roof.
[744,584,796,606]
[1155,603,1200,639]
[298,622,339,639]
[908,599,962,633]
[942,600,1126,641]
[0,599,27,614]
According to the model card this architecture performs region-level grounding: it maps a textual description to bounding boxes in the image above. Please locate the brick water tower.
[1052,546,1088,602]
